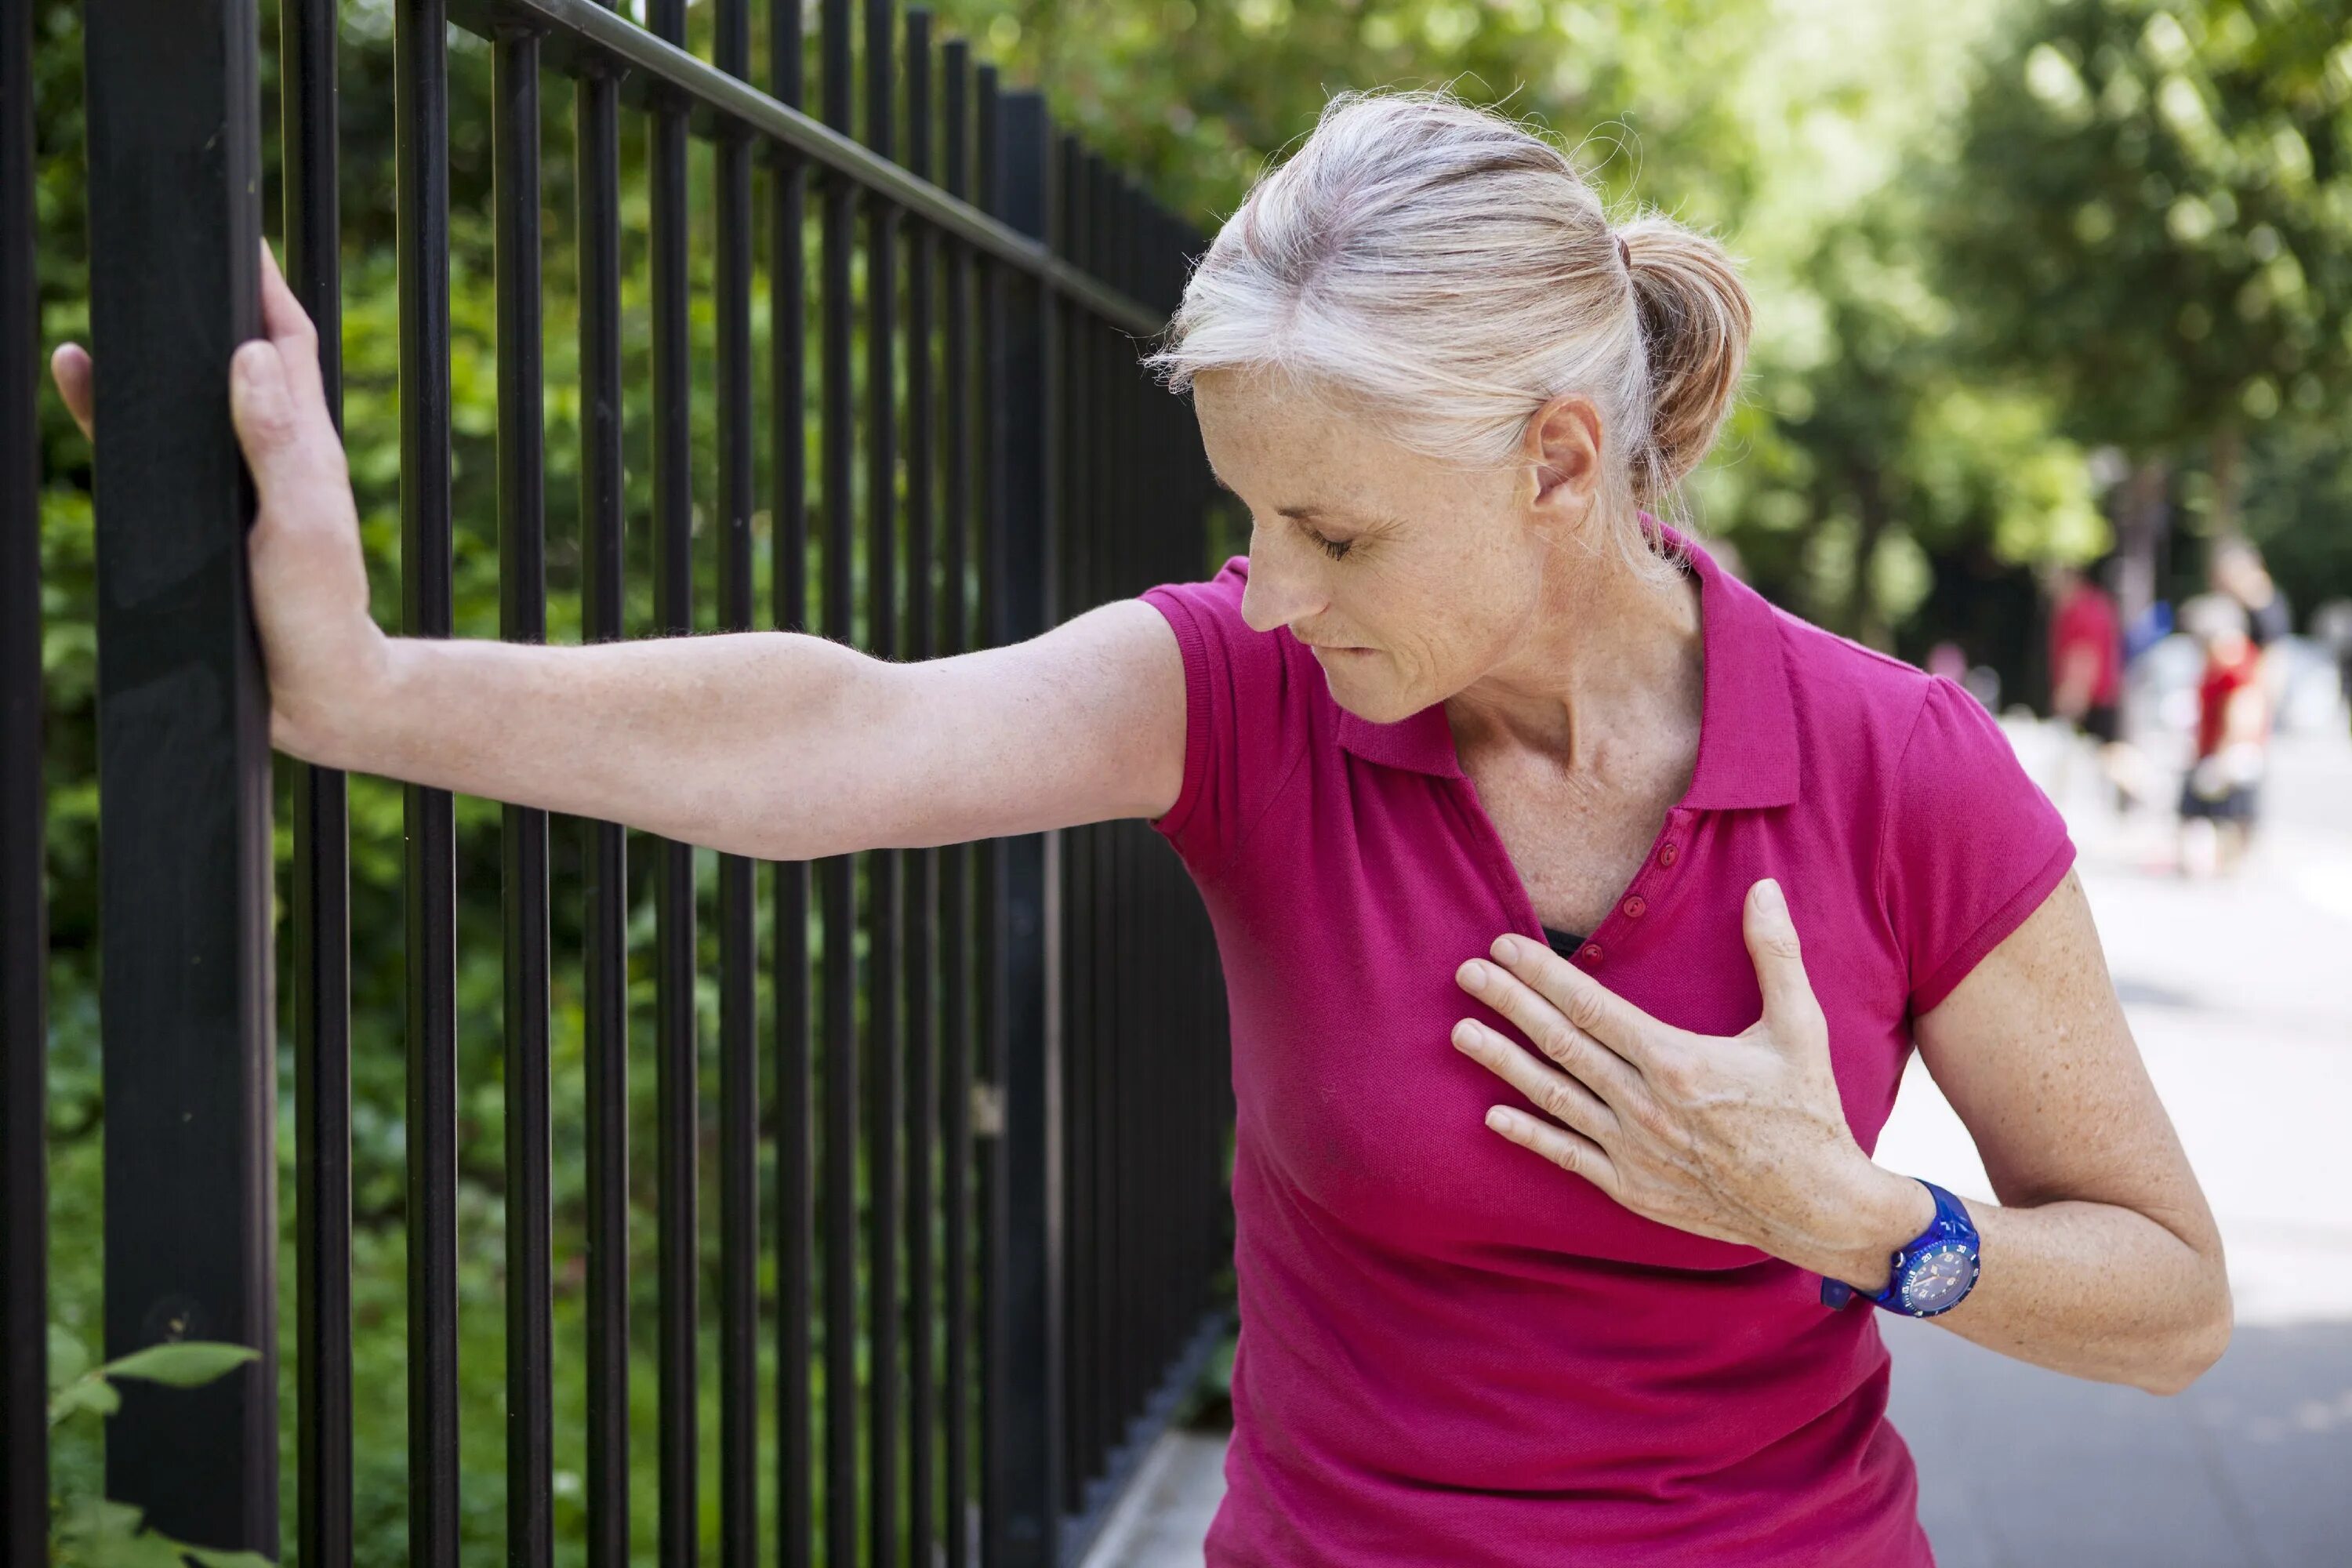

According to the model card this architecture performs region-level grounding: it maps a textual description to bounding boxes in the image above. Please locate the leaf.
[98,1341,260,1388]
[56,1497,186,1568]
[48,1374,120,1424]
[48,1321,91,1388]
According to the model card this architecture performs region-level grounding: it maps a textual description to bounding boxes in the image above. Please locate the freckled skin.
[1195,365,2232,1396]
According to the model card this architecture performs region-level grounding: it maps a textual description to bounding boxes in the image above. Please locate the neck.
[1444,535,1706,774]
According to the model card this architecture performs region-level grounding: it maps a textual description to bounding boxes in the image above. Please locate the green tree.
[1935,0,2352,619]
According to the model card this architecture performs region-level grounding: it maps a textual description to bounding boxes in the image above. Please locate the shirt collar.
[1329,517,1800,810]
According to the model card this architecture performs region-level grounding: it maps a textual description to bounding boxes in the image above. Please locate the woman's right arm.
[53,239,1189,861]
[300,604,1189,862]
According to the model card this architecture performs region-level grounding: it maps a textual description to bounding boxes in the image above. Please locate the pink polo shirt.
[1138,528,2074,1566]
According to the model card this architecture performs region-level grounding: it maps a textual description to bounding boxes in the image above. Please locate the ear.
[1523,392,1605,520]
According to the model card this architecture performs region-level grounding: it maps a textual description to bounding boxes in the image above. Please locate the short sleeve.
[1878,676,2078,1017]
[1138,554,1310,880]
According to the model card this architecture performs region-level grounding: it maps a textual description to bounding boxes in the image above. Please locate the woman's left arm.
[1900,866,2230,1393]
[1451,869,2231,1398]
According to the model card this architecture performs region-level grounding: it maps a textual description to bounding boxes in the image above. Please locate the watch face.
[1900,1241,1977,1315]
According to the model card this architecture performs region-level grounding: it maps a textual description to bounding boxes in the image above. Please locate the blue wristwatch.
[1820,1178,1980,1317]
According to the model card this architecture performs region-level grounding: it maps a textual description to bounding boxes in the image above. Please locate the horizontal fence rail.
[7,1,1237,1565]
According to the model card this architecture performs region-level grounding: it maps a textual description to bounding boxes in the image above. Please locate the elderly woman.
[55,85,2227,1568]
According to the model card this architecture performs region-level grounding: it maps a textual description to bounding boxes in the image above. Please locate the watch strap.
[1819,1178,1976,1313]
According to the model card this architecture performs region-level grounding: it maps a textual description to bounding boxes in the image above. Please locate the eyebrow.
[1207,466,1338,523]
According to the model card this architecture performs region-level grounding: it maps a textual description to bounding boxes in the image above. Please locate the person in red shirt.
[2176,593,2267,877]
[2043,560,2142,811]
[2047,561,2122,744]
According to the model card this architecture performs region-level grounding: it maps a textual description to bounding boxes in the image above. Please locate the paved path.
[1091,717,2352,1568]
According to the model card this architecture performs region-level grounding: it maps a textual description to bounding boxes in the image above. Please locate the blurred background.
[23,0,2352,1563]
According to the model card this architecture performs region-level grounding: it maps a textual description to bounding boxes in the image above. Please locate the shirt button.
[1577,942,1605,966]
[1657,842,1680,868]
[1621,895,1647,920]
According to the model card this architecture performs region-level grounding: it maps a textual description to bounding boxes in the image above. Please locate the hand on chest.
[1215,758,1914,1272]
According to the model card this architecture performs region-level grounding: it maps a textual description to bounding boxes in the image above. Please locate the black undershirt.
[1541,925,1587,956]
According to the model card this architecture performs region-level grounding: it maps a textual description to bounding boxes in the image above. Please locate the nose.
[1237,543,1326,636]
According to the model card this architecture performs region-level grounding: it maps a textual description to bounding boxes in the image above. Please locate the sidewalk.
[1091,720,2352,1568]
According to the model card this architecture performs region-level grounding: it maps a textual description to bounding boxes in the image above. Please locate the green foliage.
[45,1338,272,1568]
[1936,0,2352,523]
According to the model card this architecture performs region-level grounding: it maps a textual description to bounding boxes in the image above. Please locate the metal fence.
[1,1,1236,1564]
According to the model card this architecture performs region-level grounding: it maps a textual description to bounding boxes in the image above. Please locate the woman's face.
[1191,367,1603,724]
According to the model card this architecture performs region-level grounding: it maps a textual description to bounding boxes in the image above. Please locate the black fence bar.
[644,0,699,1563]
[0,0,45,1555]
[1084,154,1119,1515]
[573,21,632,1568]
[82,0,278,1552]
[939,40,976,1567]
[862,4,905,1563]
[972,57,1003,1564]
[905,15,941,1563]
[1053,131,1091,1522]
[492,27,555,1568]
[818,0,861,1561]
[766,3,815,1565]
[713,2,762,1566]
[281,2,355,1563]
[1098,143,1127,1520]
[1121,158,1146,1502]
[985,85,1064,1568]
[392,0,463,1562]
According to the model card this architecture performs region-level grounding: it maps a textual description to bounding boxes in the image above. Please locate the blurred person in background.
[2045,559,2132,808]
[2209,536,2292,723]
[2176,593,2268,878]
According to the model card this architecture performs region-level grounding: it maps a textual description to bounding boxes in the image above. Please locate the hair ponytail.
[1617,218,1751,505]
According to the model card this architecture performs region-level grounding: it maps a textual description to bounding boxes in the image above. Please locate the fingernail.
[1451,1019,1480,1051]
[1484,1108,1512,1134]
[1755,878,1784,914]
[1457,960,1486,993]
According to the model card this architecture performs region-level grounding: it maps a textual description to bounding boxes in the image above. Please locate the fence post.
[1,0,48,1557]
[985,85,1066,1568]
[82,0,279,1554]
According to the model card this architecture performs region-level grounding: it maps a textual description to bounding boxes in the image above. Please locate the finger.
[1477,934,1658,1065]
[1457,953,1646,1102]
[1450,1018,1619,1144]
[228,337,343,509]
[49,343,93,441]
[1742,879,1823,1037]
[1482,1105,1621,1195]
[255,236,326,412]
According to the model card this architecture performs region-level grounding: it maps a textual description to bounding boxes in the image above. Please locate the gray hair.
[1141,85,1753,584]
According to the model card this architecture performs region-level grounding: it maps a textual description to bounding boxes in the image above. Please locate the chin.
[1322,669,1415,724]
